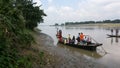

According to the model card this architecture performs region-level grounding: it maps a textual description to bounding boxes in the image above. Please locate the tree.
[55,23,59,26]
[15,0,46,30]
[112,19,120,23]
[0,0,36,67]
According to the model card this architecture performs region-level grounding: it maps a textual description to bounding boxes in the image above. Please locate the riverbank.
[30,29,107,68]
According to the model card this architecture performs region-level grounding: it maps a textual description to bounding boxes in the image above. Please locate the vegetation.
[15,0,46,30]
[65,19,120,25]
[54,23,59,26]
[54,23,64,26]
[0,0,46,68]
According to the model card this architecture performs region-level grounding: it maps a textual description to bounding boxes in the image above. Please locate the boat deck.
[107,34,120,37]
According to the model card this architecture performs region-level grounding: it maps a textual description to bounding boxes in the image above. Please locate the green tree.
[15,0,46,30]
[55,23,59,26]
[0,0,36,67]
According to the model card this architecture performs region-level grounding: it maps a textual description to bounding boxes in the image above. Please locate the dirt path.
[32,31,107,68]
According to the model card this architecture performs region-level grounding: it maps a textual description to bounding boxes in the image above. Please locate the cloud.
[41,0,120,25]
[46,6,57,13]
[48,0,53,3]
[104,2,120,11]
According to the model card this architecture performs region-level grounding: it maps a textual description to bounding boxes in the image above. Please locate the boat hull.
[58,41,102,51]
[107,34,120,37]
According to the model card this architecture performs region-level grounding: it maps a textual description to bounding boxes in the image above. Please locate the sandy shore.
[31,30,107,68]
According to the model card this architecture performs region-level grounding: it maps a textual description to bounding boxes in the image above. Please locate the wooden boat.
[57,37,102,51]
[58,43,102,58]
[107,34,120,37]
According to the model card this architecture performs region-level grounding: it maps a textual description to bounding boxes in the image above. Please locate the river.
[38,25,120,68]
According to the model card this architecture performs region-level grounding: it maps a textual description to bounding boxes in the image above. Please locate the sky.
[33,0,120,25]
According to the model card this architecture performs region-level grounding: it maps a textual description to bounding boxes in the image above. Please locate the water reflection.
[57,43,103,59]
[107,37,119,44]
[111,38,113,44]
[116,37,119,43]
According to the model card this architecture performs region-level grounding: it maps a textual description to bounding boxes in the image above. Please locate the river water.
[38,25,120,68]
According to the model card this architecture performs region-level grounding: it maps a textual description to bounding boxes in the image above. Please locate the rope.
[85,35,107,54]
[100,46,108,54]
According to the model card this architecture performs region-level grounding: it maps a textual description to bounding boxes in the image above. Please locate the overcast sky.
[33,0,120,25]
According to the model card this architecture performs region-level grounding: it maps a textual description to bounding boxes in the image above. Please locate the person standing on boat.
[58,30,62,42]
[80,32,85,42]
[80,32,87,45]
[111,29,113,35]
[76,33,80,42]
[71,35,75,44]
[115,29,119,36]
[84,36,92,44]
[67,34,71,44]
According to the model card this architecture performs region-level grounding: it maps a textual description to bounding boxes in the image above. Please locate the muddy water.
[38,25,120,68]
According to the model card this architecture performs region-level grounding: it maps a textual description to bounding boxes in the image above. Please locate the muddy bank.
[32,30,107,68]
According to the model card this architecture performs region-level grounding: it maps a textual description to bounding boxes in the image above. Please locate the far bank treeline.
[65,19,120,25]
[0,0,46,68]
[54,19,120,26]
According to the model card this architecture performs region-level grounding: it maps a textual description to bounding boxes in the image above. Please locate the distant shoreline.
[64,23,120,28]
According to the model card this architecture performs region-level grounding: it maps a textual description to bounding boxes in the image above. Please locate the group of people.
[57,29,92,45]
[111,29,119,35]
[64,33,92,45]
